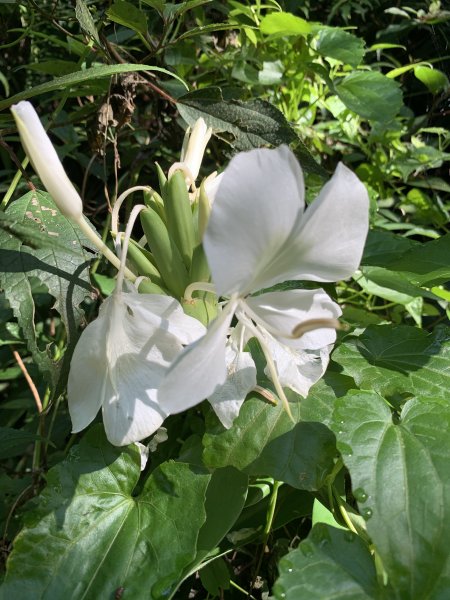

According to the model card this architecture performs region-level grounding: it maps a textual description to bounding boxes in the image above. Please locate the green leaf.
[414,65,449,93]
[332,325,450,403]
[1,427,246,599]
[386,233,450,287]
[199,557,230,595]
[203,395,336,491]
[331,392,450,598]
[177,89,326,176]
[106,0,148,35]
[0,191,94,396]
[75,0,100,45]
[315,28,365,67]
[273,523,378,599]
[299,373,355,427]
[335,71,403,122]
[0,64,187,111]
[260,12,311,37]
[0,427,41,459]
[362,230,420,267]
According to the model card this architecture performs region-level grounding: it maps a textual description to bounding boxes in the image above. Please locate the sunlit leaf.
[333,325,450,402]
[273,523,378,599]
[331,392,450,598]
[1,427,247,599]
[203,395,336,491]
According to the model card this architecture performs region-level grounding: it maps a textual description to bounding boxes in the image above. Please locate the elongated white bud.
[168,118,212,186]
[11,101,83,220]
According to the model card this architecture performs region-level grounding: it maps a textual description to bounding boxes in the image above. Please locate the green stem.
[76,215,136,282]
[253,480,282,584]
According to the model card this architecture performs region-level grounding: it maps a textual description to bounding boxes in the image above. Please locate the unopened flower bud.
[11,101,83,220]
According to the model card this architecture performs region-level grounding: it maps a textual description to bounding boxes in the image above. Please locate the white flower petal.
[69,292,201,445]
[208,345,256,428]
[121,292,206,345]
[204,145,305,296]
[11,101,83,220]
[291,162,369,282]
[261,330,332,397]
[102,353,166,446]
[68,301,113,433]
[158,299,238,414]
[245,289,341,350]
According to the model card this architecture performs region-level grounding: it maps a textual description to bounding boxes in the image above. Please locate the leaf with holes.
[0,191,94,397]
[177,88,326,176]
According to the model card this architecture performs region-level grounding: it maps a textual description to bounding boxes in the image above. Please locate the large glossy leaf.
[177,88,326,176]
[331,392,450,599]
[335,71,403,122]
[273,523,378,599]
[1,427,247,599]
[0,191,94,396]
[203,394,336,491]
[332,325,450,402]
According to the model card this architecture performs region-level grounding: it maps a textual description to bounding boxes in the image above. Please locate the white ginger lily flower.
[68,205,206,446]
[68,289,205,445]
[159,145,369,421]
[11,101,83,220]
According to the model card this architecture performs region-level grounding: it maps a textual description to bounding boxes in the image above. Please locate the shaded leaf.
[0,427,41,459]
[177,88,326,176]
[106,0,148,35]
[331,392,450,598]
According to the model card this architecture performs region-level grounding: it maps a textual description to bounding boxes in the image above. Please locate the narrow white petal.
[158,299,238,414]
[204,145,305,296]
[208,345,256,428]
[291,162,369,282]
[11,101,83,220]
[245,289,341,350]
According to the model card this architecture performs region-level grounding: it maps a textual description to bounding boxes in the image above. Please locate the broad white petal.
[208,346,256,428]
[245,289,341,350]
[69,292,195,445]
[11,101,83,220]
[261,330,332,397]
[204,145,305,296]
[122,292,206,345]
[102,352,167,446]
[158,299,238,414]
[291,162,369,282]
[68,298,114,432]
